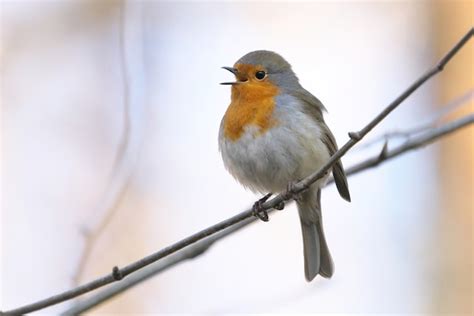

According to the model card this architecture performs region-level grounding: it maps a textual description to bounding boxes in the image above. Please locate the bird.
[218,50,351,281]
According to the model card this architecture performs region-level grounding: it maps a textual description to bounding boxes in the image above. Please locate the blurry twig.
[339,114,473,178]
[62,112,474,315]
[73,0,133,286]
[62,216,254,315]
[357,88,474,150]
[1,26,472,316]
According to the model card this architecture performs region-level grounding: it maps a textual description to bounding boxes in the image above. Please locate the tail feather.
[297,188,334,281]
[300,221,321,281]
[316,219,334,278]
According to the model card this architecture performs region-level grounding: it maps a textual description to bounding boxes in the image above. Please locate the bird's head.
[221,50,300,94]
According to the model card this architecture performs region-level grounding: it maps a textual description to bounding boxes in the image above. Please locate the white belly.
[219,105,330,194]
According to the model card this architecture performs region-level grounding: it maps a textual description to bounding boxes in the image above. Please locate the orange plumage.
[223,64,280,141]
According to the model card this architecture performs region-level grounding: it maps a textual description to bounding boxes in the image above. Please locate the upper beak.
[220,66,240,85]
[222,66,238,75]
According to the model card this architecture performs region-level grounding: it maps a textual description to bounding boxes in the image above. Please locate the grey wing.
[291,87,327,115]
[320,124,351,202]
[292,88,351,202]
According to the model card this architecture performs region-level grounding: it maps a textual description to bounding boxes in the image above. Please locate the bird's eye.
[255,71,266,80]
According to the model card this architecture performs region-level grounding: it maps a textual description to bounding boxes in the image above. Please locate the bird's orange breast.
[223,82,279,141]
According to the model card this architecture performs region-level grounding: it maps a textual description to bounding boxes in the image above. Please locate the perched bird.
[218,50,351,281]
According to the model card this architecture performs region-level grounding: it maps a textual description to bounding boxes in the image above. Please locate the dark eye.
[255,71,266,80]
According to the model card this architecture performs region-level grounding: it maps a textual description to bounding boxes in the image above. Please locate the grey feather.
[291,87,328,113]
[295,89,351,202]
[297,188,334,281]
[300,220,321,281]
[320,125,351,202]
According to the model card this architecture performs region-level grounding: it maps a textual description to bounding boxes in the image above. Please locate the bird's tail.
[297,188,334,281]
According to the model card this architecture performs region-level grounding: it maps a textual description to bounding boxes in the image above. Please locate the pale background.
[1,1,473,314]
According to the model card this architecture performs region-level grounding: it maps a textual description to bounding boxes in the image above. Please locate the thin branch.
[62,216,255,315]
[73,0,133,285]
[62,113,474,315]
[356,88,474,150]
[285,27,472,199]
[1,27,472,316]
[338,113,474,179]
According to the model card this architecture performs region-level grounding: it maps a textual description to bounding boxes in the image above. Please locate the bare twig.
[61,113,474,315]
[62,216,255,315]
[73,0,133,285]
[339,114,474,178]
[357,88,474,150]
[1,27,472,316]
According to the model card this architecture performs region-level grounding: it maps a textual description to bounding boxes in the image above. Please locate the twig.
[73,0,133,285]
[287,27,472,198]
[61,113,474,315]
[1,27,472,316]
[62,216,255,315]
[339,113,474,178]
[356,88,474,150]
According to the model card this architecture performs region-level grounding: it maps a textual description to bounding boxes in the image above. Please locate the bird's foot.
[274,200,285,210]
[252,193,273,222]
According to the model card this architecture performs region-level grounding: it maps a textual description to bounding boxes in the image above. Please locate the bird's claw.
[252,193,272,222]
[274,201,285,210]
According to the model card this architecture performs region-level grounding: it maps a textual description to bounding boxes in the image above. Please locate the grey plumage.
[294,87,351,202]
[297,188,334,281]
[239,51,351,202]
[219,50,350,281]
[320,123,351,202]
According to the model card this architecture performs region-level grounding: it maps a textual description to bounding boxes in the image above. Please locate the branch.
[1,26,472,316]
[61,113,474,315]
[62,216,256,315]
[355,88,474,151]
[338,113,474,178]
[73,0,133,286]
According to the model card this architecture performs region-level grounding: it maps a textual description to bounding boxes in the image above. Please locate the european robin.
[218,50,351,281]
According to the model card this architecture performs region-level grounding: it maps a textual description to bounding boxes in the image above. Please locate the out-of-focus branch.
[339,113,473,178]
[1,27,472,316]
[73,0,133,286]
[74,0,148,286]
[357,88,474,150]
[61,113,474,315]
[61,216,255,315]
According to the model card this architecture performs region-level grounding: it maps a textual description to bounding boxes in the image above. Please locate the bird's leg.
[252,192,273,222]
[269,181,302,212]
[273,181,301,211]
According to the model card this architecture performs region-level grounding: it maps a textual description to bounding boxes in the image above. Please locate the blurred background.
[1,1,473,314]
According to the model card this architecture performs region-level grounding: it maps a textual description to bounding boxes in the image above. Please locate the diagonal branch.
[62,113,474,315]
[1,27,472,316]
[355,88,474,151]
[339,113,473,178]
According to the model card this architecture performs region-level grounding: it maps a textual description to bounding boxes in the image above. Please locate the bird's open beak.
[220,66,240,85]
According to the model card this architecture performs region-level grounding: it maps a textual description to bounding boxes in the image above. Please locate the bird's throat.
[223,83,279,141]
